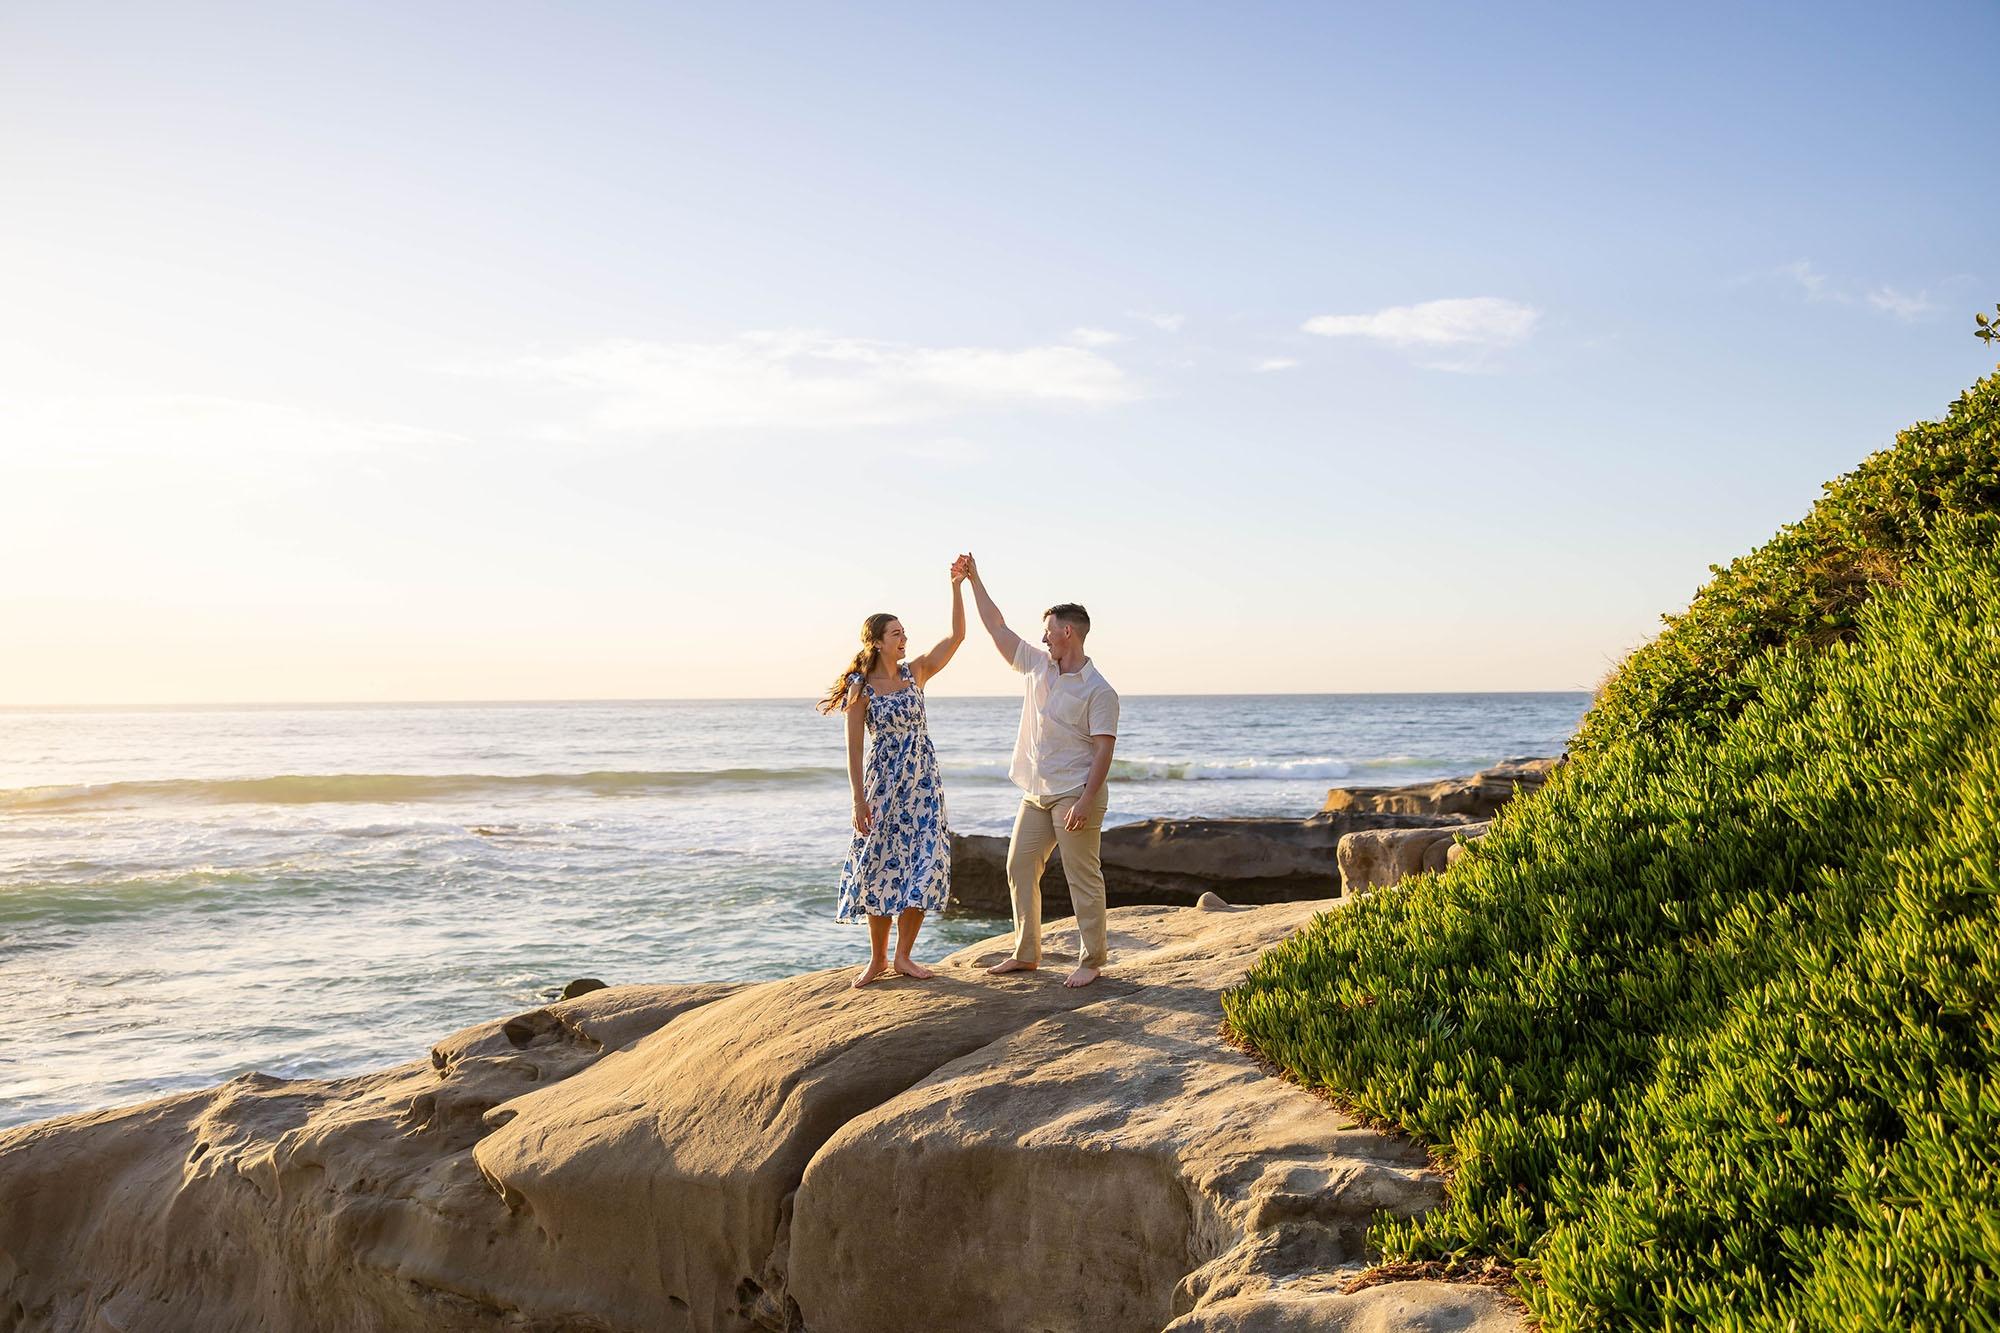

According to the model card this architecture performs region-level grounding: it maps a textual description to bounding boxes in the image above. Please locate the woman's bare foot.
[985,958,1037,975]
[851,959,890,988]
[1063,965,1100,988]
[892,956,934,980]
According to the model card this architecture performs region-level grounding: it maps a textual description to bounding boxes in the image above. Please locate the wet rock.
[951,811,1464,916]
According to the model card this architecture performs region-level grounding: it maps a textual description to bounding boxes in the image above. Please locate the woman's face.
[879,619,908,663]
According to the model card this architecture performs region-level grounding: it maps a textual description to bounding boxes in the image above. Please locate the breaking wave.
[0,768,843,812]
[941,754,1440,782]
[6,755,1474,812]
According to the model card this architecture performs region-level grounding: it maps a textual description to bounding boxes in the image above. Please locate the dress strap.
[899,662,913,681]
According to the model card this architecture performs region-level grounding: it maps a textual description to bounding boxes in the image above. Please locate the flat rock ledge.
[0,904,1521,1333]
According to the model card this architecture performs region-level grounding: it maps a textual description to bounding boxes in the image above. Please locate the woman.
[816,561,966,987]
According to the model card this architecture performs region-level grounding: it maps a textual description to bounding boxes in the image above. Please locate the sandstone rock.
[951,810,1467,916]
[786,907,1453,1332]
[1321,757,1558,821]
[0,980,741,1332]
[0,906,1522,1333]
[1161,1280,1522,1331]
[1196,890,1235,911]
[1337,823,1489,897]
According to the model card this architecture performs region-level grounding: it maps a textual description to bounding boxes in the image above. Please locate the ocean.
[0,692,1589,1128]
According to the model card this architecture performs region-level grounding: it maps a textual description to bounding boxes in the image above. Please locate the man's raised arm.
[958,552,1025,666]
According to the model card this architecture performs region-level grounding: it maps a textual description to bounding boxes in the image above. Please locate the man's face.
[1040,615,1073,659]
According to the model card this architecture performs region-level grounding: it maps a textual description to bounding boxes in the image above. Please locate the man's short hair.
[1044,603,1091,635]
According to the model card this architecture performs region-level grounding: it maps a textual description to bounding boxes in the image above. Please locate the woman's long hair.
[816,612,897,715]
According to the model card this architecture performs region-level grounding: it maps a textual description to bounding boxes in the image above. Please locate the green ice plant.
[1224,363,2000,1330]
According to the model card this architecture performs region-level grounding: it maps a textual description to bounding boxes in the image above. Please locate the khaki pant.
[1005,785,1110,969]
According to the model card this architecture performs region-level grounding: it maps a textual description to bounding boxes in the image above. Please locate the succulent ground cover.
[1224,372,2000,1329]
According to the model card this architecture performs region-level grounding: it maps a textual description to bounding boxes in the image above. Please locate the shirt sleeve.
[1088,686,1120,738]
[1010,638,1040,675]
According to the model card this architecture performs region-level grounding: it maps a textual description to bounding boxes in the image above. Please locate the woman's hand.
[852,797,874,836]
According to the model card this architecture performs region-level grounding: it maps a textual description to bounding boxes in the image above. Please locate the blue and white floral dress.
[836,663,950,922]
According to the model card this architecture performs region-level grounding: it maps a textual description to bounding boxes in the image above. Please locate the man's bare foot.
[892,956,934,980]
[1063,965,1101,988]
[986,958,1037,975]
[851,959,890,988]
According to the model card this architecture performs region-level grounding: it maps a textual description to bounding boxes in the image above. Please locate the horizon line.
[0,688,1599,711]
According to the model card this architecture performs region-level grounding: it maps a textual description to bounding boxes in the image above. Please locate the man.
[955,553,1119,988]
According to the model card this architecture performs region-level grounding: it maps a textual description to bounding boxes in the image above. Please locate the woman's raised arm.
[911,565,968,688]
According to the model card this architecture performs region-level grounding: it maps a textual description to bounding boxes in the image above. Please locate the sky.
[2,1,1995,704]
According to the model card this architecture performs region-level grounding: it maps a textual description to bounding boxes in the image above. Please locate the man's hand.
[1066,738,1115,830]
[950,554,970,584]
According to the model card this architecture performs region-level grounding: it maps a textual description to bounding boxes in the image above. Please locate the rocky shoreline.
[0,761,1555,1332]
[951,757,1556,911]
[0,902,1521,1333]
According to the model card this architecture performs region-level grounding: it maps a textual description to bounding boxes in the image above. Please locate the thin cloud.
[1130,311,1186,333]
[1067,326,1124,347]
[1779,259,1836,301]
[1757,261,1942,321]
[1866,286,1937,321]
[1254,358,1300,372]
[1303,297,1541,349]
[473,330,1138,432]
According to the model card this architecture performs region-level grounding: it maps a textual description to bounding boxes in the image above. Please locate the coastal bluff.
[0,903,1519,1333]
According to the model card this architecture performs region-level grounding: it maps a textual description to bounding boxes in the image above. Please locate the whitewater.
[0,693,1587,1126]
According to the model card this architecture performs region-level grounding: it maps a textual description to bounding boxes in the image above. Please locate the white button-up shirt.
[1008,639,1119,797]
